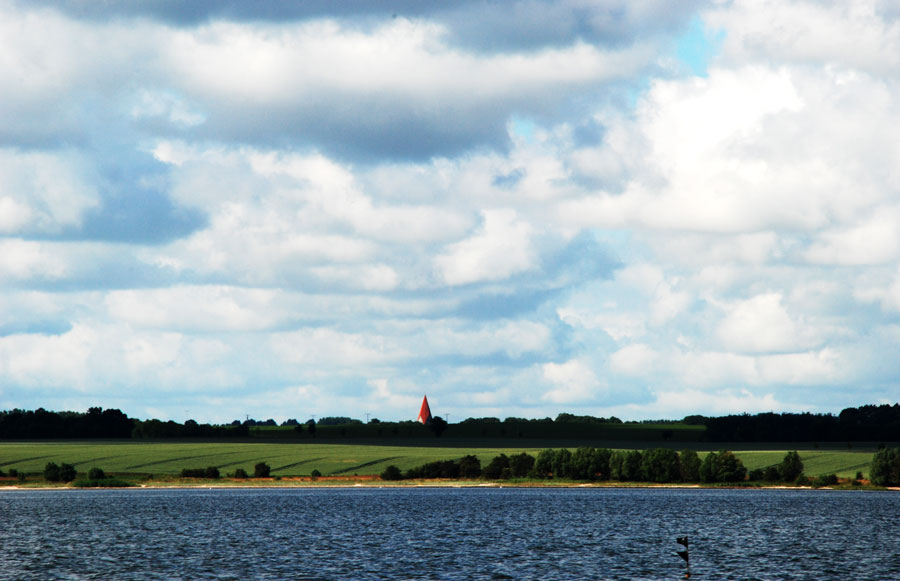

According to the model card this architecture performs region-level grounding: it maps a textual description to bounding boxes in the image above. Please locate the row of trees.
[181,462,273,479]
[0,408,134,439]
[3,403,900,442]
[701,404,900,442]
[382,448,820,484]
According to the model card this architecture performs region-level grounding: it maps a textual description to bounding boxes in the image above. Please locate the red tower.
[417,395,432,424]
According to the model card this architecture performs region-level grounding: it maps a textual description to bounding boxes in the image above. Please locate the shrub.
[813,474,838,487]
[482,454,511,480]
[7,468,17,478]
[748,468,764,481]
[44,462,61,482]
[509,452,535,478]
[232,468,249,479]
[381,465,403,481]
[88,467,106,480]
[181,467,220,479]
[59,463,77,482]
[72,478,132,488]
[310,469,322,478]
[0,468,5,477]
[458,455,482,478]
[254,462,271,478]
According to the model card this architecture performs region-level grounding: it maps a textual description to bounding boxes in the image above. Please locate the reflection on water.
[1,487,899,580]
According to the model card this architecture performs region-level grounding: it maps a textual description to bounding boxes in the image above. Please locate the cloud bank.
[2,0,899,422]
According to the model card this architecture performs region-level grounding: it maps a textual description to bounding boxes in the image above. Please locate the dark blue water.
[1,487,897,580]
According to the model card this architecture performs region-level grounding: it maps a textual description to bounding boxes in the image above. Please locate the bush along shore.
[381,447,868,488]
[3,448,898,488]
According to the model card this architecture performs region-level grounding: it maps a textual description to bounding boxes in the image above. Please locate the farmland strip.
[330,456,401,475]
[272,458,326,473]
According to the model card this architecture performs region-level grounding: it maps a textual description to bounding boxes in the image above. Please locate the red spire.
[417,395,432,424]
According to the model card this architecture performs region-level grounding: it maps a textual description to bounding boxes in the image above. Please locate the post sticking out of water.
[676,536,690,578]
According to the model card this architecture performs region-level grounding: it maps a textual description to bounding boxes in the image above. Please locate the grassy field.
[0,441,876,479]
[0,442,544,477]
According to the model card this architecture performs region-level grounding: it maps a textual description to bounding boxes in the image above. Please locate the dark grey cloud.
[29,0,706,51]
[193,98,510,163]
[75,188,206,245]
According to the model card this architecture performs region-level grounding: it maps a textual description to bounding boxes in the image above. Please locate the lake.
[1,487,898,579]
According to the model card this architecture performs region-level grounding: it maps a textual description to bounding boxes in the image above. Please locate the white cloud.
[804,208,900,265]
[105,286,290,332]
[0,240,68,280]
[0,149,99,234]
[166,18,651,110]
[3,0,900,422]
[609,344,658,376]
[542,359,607,403]
[716,292,818,354]
[435,209,538,285]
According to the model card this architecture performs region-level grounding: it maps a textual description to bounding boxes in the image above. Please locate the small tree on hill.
[44,462,61,482]
[254,462,271,478]
[870,447,900,486]
[714,450,746,482]
[778,450,804,482]
[622,450,643,481]
[59,463,77,482]
[532,449,555,479]
[381,465,403,481]
[509,452,535,478]
[680,449,701,482]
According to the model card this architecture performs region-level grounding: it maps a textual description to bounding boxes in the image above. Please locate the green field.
[0,442,542,477]
[0,441,875,479]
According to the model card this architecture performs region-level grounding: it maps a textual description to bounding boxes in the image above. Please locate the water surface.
[1,487,897,579]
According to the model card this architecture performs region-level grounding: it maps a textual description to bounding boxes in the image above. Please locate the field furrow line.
[126,451,235,470]
[271,458,326,473]
[330,456,401,475]
[0,455,52,467]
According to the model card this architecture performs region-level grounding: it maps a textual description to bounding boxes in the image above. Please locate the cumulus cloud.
[435,209,538,286]
[4,0,900,421]
[542,359,607,404]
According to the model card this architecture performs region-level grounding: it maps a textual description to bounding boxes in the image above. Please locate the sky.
[2,0,900,424]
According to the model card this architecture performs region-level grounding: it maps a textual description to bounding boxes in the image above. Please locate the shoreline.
[2,480,896,492]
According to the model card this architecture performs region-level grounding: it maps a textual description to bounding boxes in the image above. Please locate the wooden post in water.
[676,535,690,578]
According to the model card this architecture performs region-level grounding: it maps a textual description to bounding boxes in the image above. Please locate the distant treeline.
[695,404,900,442]
[0,408,246,439]
[2,404,899,442]
[0,408,134,439]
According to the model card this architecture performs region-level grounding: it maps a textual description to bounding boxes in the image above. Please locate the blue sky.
[3,0,900,423]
